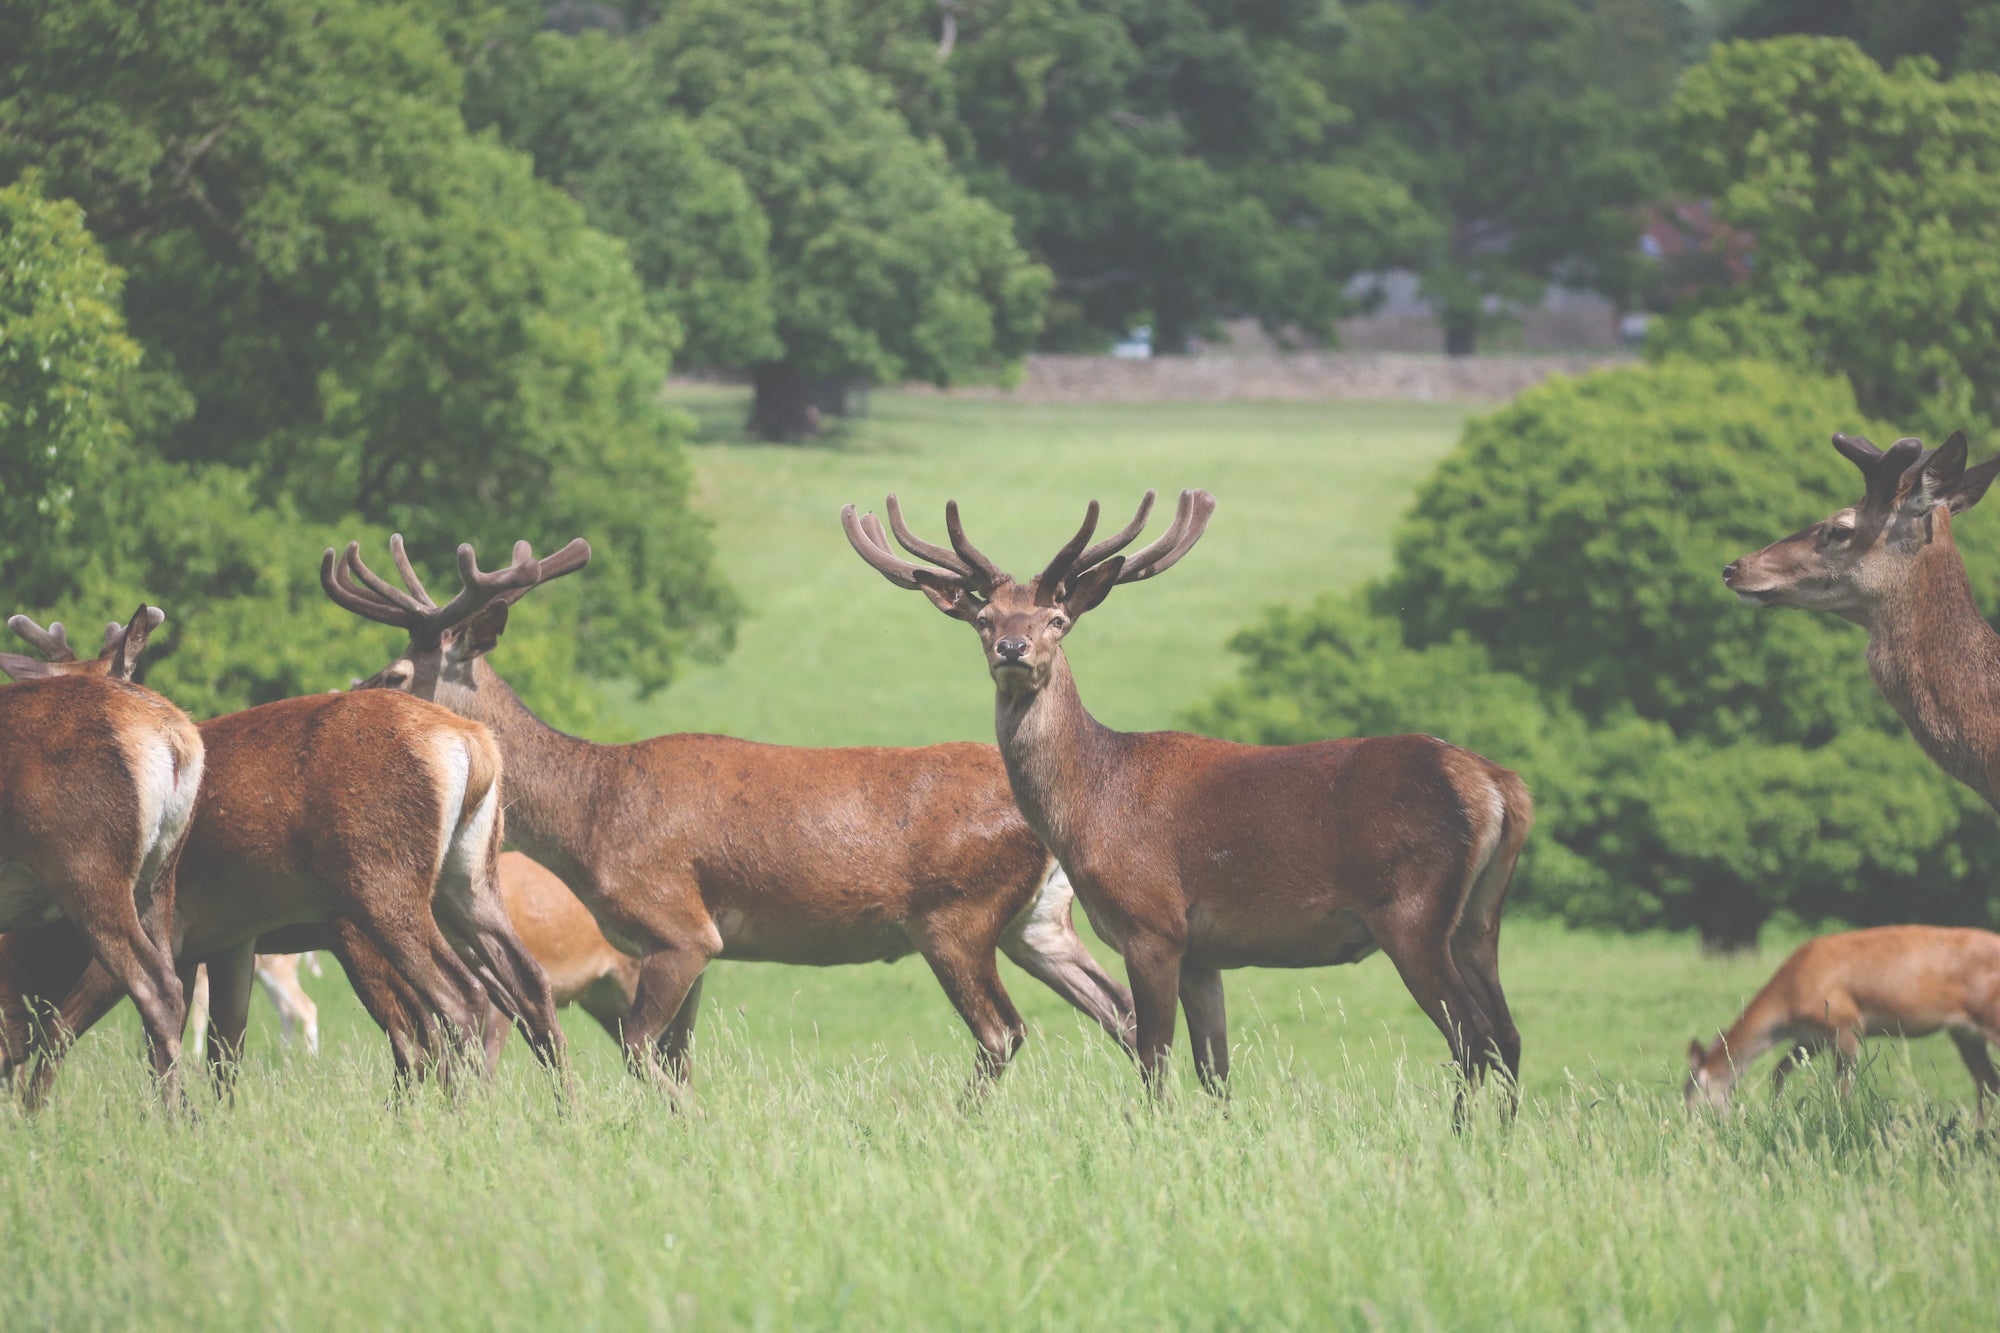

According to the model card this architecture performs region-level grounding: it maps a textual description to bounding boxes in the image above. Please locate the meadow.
[7,390,2000,1329]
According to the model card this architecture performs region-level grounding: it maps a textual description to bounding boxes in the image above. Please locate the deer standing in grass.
[841,490,1533,1097]
[0,608,202,1101]
[324,535,1135,1089]
[0,616,567,1101]
[188,953,323,1058]
[1686,927,2000,1116]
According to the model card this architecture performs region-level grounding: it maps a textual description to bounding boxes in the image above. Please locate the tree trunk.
[746,363,822,442]
[1443,308,1480,357]
[1694,881,1764,956]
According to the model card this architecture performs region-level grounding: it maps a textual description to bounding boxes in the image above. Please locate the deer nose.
[1722,561,1739,586]
[996,637,1029,661]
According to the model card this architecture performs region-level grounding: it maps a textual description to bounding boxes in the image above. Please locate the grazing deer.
[324,536,1135,1088]
[1686,926,2000,1117]
[1726,430,2000,811]
[188,953,322,1058]
[842,490,1534,1097]
[0,608,202,1102]
[0,626,567,1101]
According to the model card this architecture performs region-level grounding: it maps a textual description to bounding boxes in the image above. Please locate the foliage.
[0,176,140,601]
[643,0,1050,437]
[462,27,778,369]
[1328,0,1680,353]
[1655,36,2000,440]
[1721,0,2000,76]
[1196,361,2000,942]
[0,0,736,694]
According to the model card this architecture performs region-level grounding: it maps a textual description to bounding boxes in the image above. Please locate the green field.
[9,390,2000,1329]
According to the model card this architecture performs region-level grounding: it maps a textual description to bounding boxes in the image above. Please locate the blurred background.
[7,0,2000,958]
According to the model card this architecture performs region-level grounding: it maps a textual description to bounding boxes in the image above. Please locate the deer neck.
[992,651,1128,859]
[432,659,601,876]
[1861,513,2000,805]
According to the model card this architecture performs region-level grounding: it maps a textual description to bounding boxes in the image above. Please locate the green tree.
[1721,0,2000,76]
[0,0,736,690]
[1330,0,1680,354]
[1655,36,2000,441]
[0,175,140,602]
[645,1,1051,439]
[1195,360,2000,946]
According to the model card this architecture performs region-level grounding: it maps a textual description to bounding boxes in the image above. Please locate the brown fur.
[324,537,1136,1088]
[1686,925,2000,1115]
[845,491,1533,1099]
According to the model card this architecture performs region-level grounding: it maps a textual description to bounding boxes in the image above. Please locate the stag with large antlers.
[1727,431,2000,812]
[842,491,1534,1098]
[0,608,202,1102]
[325,535,1135,1089]
[0,618,568,1103]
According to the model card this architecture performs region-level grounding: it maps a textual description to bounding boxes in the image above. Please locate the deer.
[841,490,1535,1099]
[188,953,322,1059]
[0,616,568,1103]
[0,608,203,1103]
[1686,926,2000,1117]
[322,535,1137,1090]
[1725,430,2000,811]
[478,853,640,1063]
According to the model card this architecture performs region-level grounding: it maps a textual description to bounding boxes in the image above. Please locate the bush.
[1195,360,2000,945]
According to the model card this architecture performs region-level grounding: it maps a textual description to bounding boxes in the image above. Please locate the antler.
[1834,432,1928,508]
[7,615,77,663]
[842,496,1005,594]
[322,534,591,642]
[1032,489,1216,602]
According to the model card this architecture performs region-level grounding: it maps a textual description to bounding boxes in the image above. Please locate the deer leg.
[1122,930,1186,1097]
[43,864,186,1103]
[185,964,211,1062]
[1449,930,1520,1085]
[255,956,320,1056]
[342,891,488,1077]
[1950,1029,2000,1124]
[1178,964,1229,1097]
[323,921,435,1084]
[998,879,1137,1056]
[200,944,256,1099]
[620,944,717,1089]
[1770,1043,1814,1098]
[1375,927,1501,1093]
[653,971,705,1084]
[1832,1026,1864,1094]
[26,960,133,1111]
[433,857,567,1079]
[916,936,1026,1084]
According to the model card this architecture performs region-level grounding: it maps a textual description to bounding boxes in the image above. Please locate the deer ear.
[105,605,162,681]
[1687,1038,1706,1070]
[0,652,61,682]
[457,601,511,658]
[1061,557,1125,618]
[1949,448,2000,514]
[910,569,981,622]
[1911,432,1968,510]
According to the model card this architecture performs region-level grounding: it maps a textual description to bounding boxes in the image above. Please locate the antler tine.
[7,615,77,662]
[1116,489,1217,584]
[885,494,976,579]
[944,500,1007,587]
[341,541,433,617]
[534,537,593,583]
[388,533,435,609]
[1832,432,1883,468]
[322,545,426,630]
[1034,500,1102,600]
[842,504,960,590]
[1074,489,1157,572]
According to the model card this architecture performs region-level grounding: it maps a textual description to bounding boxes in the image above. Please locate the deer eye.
[974,614,993,630]
[1049,616,1068,632]
[1828,523,1855,543]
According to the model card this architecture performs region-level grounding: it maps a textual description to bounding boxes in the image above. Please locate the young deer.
[478,853,640,1064]
[188,953,322,1059]
[323,536,1135,1088]
[0,608,203,1102]
[1726,431,2000,810]
[0,634,567,1100]
[1686,926,2000,1116]
[842,491,1533,1096]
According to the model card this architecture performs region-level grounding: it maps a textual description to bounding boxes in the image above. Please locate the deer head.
[0,606,164,683]
[1724,431,2000,625]
[841,489,1216,694]
[1683,1035,1734,1114]
[322,535,590,697]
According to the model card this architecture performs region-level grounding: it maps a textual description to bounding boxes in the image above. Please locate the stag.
[1687,926,2000,1118]
[0,620,567,1101]
[0,609,202,1101]
[842,490,1533,1097]
[323,535,1135,1088]
[1726,431,2000,811]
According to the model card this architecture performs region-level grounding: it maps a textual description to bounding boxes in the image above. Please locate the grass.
[13,388,2000,1327]
[607,388,1473,746]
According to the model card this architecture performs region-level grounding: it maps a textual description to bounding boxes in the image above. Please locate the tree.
[1195,361,2000,947]
[1721,0,2000,76]
[1328,0,1680,354]
[644,1,1051,439]
[0,0,737,690]
[1654,36,2000,442]
[462,27,779,370]
[0,175,140,602]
